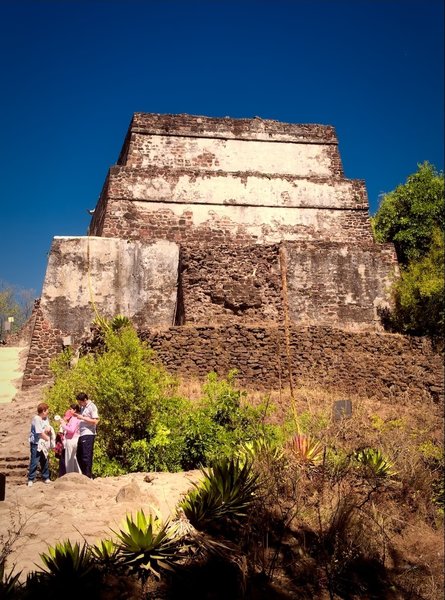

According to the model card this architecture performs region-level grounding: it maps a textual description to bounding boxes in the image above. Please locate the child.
[27,402,52,486]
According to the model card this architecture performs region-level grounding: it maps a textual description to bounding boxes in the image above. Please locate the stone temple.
[22,113,442,402]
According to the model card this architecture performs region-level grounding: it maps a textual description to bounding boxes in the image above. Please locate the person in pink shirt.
[60,404,81,474]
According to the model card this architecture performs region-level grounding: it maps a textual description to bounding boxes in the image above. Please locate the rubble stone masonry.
[22,113,443,402]
[141,325,443,403]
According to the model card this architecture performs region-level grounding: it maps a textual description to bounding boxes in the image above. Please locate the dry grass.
[176,374,444,599]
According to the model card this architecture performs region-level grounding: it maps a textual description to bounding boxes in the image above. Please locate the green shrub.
[180,457,260,534]
[354,447,396,478]
[46,324,178,475]
[46,325,279,475]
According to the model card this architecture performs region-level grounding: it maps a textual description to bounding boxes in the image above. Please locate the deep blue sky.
[0,0,443,295]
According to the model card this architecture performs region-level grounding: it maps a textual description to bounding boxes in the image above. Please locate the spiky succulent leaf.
[288,433,324,466]
[34,539,101,594]
[180,457,259,530]
[90,538,119,563]
[354,447,396,477]
[0,559,22,598]
[112,509,180,582]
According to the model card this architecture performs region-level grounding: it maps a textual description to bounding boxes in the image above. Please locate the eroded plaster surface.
[41,237,179,334]
[127,134,335,177]
[108,168,366,209]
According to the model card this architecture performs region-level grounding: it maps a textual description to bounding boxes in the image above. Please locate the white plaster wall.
[122,202,362,243]
[41,237,179,333]
[129,134,335,177]
[111,172,363,209]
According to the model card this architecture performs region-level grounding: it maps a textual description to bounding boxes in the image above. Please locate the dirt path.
[0,346,201,581]
[1,470,201,581]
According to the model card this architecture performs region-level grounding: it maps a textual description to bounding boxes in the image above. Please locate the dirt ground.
[0,470,201,581]
[0,347,201,581]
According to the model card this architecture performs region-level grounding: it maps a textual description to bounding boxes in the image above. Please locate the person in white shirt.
[27,403,52,486]
[75,392,99,478]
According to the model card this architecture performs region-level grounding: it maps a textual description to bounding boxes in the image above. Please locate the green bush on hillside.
[45,323,278,475]
[372,162,444,336]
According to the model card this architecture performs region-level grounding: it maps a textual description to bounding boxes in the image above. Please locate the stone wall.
[22,113,404,391]
[22,237,180,387]
[90,112,374,246]
[180,243,283,325]
[22,303,64,389]
[285,242,398,327]
[94,197,374,246]
[177,241,397,328]
[41,237,179,335]
[141,325,444,404]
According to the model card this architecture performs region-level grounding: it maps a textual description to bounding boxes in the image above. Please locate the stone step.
[0,456,29,486]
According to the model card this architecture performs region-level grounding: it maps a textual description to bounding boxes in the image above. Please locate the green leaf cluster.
[113,510,180,581]
[354,447,395,478]
[372,162,444,265]
[180,457,259,533]
[390,229,444,335]
[45,325,279,475]
[372,162,444,336]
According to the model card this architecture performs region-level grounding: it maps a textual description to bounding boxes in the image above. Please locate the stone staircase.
[0,346,45,488]
[0,455,30,486]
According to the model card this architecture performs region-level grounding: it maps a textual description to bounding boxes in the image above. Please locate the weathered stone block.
[41,236,179,336]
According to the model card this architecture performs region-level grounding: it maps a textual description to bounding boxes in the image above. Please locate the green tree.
[45,324,177,474]
[373,163,444,336]
[389,229,444,336]
[0,280,36,335]
[372,162,444,265]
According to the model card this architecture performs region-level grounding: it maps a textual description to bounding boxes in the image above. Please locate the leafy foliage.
[386,229,444,335]
[46,323,177,475]
[354,447,395,478]
[372,162,444,265]
[372,162,444,336]
[46,338,278,475]
[180,371,275,469]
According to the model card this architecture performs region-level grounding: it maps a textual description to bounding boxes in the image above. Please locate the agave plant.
[288,433,324,466]
[113,510,180,582]
[90,538,119,572]
[35,539,101,593]
[0,559,22,599]
[354,447,396,478]
[240,436,283,463]
[92,314,132,334]
[110,315,132,332]
[179,457,260,532]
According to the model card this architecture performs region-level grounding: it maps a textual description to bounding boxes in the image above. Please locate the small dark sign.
[333,399,352,421]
